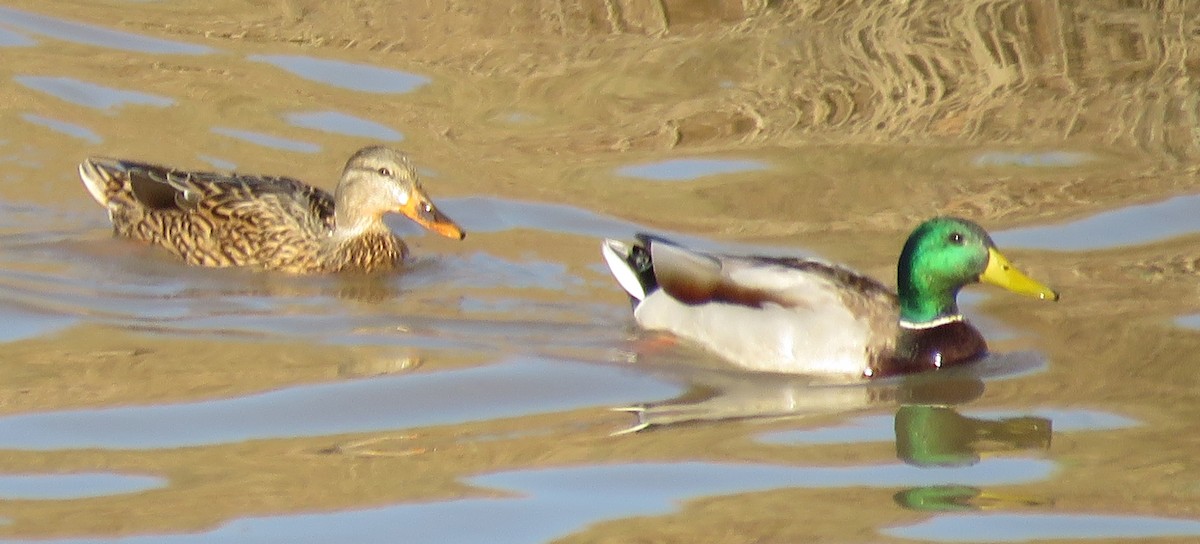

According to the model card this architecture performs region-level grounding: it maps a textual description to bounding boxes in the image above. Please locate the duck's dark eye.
[949,232,964,244]
[377,167,392,177]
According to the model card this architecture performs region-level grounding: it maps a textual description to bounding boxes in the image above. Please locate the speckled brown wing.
[82,157,337,270]
[120,160,335,225]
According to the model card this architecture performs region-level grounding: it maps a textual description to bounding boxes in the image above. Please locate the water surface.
[19,114,103,143]
[284,111,403,141]
[247,55,430,94]
[0,357,676,450]
[995,194,1200,251]
[0,6,211,54]
[616,158,768,181]
[210,127,321,153]
[886,513,1200,542]
[15,76,174,112]
[0,2,1195,543]
[0,473,164,500]
[0,25,34,47]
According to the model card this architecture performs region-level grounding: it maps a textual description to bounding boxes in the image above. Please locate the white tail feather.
[601,239,647,301]
[78,159,114,206]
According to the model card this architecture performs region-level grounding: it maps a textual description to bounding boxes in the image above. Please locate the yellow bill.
[979,247,1058,301]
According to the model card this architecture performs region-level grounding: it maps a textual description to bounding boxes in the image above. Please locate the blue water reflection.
[284,111,403,141]
[15,76,174,112]
[196,155,237,171]
[247,55,430,94]
[994,194,1200,251]
[432,196,811,257]
[0,458,1053,544]
[886,512,1200,542]
[0,7,211,55]
[0,25,35,47]
[19,114,102,143]
[0,357,677,450]
[0,473,164,500]
[617,158,767,181]
[210,127,321,153]
[0,301,78,343]
[972,151,1093,168]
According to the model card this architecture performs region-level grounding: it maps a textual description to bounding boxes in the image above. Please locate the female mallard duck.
[601,217,1058,379]
[79,145,465,274]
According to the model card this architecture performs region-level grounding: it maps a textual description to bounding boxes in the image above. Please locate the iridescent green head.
[896,217,1058,325]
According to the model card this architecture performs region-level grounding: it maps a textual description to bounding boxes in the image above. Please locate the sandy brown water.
[0,0,1197,542]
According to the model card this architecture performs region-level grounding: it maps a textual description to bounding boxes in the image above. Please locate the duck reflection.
[616,351,1056,513]
[892,404,1052,512]
[893,485,1051,512]
[613,350,1046,434]
[330,273,403,303]
[894,404,1051,467]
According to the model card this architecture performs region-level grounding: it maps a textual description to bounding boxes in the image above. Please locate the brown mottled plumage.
[79,146,465,274]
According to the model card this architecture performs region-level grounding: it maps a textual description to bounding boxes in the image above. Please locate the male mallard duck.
[79,145,465,274]
[601,217,1058,379]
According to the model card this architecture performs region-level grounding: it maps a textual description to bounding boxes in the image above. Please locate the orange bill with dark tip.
[399,192,466,240]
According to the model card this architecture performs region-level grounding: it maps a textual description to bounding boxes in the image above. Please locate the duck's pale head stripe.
[900,314,965,330]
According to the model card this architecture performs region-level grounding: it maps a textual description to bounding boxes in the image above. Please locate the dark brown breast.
[868,321,988,379]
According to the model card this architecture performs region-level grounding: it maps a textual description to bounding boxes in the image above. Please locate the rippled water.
[18,114,103,144]
[14,76,175,112]
[246,55,431,94]
[616,158,769,181]
[994,194,1200,251]
[0,5,212,54]
[210,127,322,153]
[0,474,164,500]
[0,2,1197,543]
[284,111,404,142]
